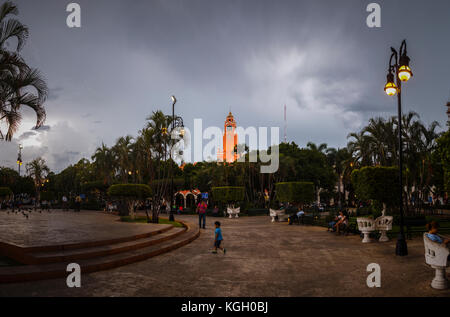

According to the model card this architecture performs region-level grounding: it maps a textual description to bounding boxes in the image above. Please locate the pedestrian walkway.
[0,214,448,297]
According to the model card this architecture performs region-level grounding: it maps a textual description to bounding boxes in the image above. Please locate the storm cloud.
[1,0,449,172]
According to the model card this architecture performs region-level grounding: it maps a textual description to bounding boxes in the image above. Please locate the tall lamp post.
[384,39,413,256]
[170,96,177,222]
[17,144,23,176]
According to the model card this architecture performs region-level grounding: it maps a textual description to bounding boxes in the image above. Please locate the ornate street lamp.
[169,95,184,222]
[17,144,23,176]
[384,40,413,256]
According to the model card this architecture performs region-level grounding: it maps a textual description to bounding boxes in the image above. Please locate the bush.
[275,182,314,205]
[352,166,400,207]
[107,184,152,199]
[211,186,245,204]
[0,187,12,198]
[81,181,109,192]
[107,184,152,219]
[40,191,56,201]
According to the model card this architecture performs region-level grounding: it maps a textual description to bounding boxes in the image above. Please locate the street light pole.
[17,144,23,176]
[384,40,413,256]
[395,76,407,256]
[170,95,177,222]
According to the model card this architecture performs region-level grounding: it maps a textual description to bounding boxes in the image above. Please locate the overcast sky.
[1,0,449,172]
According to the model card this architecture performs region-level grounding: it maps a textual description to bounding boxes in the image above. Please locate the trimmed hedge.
[351,166,400,207]
[40,191,56,201]
[275,182,314,204]
[0,187,13,197]
[211,186,245,203]
[81,181,109,192]
[107,184,152,199]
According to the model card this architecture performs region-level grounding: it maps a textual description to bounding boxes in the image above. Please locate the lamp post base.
[395,234,408,256]
[169,210,175,222]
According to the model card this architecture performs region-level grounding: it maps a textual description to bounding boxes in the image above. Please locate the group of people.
[328,211,349,234]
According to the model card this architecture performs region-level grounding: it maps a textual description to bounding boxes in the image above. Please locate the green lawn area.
[120,216,184,228]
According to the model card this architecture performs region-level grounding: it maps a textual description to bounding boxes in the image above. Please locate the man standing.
[62,195,68,211]
[197,199,208,229]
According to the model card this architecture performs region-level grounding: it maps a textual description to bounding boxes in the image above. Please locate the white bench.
[375,216,393,242]
[269,209,289,222]
[226,207,240,219]
[357,218,376,243]
[423,233,449,290]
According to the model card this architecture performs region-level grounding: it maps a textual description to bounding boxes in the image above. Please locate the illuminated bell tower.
[219,112,238,163]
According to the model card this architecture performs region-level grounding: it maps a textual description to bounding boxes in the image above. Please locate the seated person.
[288,208,305,225]
[335,211,348,234]
[296,209,305,224]
[426,221,450,262]
[426,221,450,246]
[328,213,342,232]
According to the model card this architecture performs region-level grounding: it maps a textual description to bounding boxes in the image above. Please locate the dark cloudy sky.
[1,0,450,172]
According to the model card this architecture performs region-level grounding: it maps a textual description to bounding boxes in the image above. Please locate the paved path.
[0,214,449,297]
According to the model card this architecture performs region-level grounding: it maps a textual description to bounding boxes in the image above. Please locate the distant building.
[217,112,239,163]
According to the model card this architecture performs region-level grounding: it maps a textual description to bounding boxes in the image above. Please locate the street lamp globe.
[384,72,397,96]
[398,54,413,82]
[398,65,412,82]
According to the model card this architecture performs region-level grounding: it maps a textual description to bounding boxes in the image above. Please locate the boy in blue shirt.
[212,221,226,254]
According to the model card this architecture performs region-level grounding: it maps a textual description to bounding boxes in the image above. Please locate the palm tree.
[91,143,115,185]
[26,157,50,201]
[307,142,328,153]
[0,2,48,141]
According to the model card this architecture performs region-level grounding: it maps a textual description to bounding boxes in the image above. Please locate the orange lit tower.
[218,112,238,163]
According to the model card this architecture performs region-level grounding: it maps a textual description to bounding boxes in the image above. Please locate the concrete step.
[21,224,174,253]
[27,227,187,264]
[0,225,200,284]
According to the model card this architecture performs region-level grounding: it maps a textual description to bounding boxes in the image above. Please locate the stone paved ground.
[0,213,449,297]
[0,210,169,247]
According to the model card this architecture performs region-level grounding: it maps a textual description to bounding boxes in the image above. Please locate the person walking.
[212,221,226,254]
[197,199,208,229]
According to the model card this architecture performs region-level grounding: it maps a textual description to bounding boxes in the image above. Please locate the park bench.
[405,216,427,239]
[226,207,240,219]
[269,209,289,222]
[423,233,449,290]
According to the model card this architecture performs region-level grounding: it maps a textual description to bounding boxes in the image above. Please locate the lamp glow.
[384,72,397,96]
[384,82,397,96]
[398,65,412,82]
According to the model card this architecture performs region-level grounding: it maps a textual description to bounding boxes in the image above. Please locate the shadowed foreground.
[0,213,449,297]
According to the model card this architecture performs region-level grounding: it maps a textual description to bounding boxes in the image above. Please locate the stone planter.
[424,233,449,290]
[357,217,376,243]
[375,216,393,242]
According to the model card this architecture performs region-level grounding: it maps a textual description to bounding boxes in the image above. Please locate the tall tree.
[0,1,47,141]
[26,157,49,201]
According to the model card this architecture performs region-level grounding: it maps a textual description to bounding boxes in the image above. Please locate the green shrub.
[107,184,152,199]
[351,166,400,207]
[81,181,109,192]
[40,191,56,201]
[0,187,12,197]
[275,182,314,205]
[211,186,245,203]
[108,184,152,219]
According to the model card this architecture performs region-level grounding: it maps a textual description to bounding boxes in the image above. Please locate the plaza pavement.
[0,212,449,297]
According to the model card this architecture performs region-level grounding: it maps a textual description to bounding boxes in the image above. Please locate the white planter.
[424,233,449,290]
[357,218,376,243]
[375,216,393,242]
[431,266,448,290]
